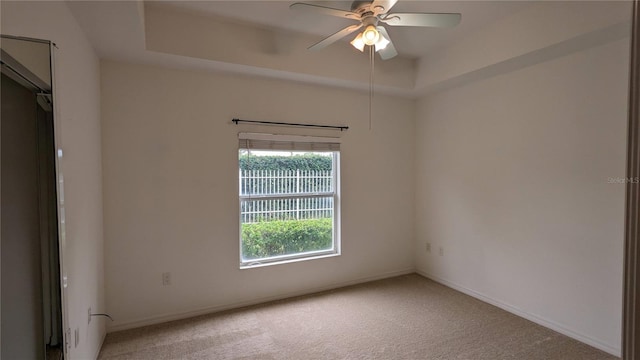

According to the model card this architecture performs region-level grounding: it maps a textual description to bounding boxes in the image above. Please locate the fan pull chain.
[369,45,375,131]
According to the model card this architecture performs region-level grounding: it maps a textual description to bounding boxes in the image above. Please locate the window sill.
[240,252,340,269]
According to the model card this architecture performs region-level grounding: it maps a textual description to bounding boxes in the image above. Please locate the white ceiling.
[159,1,532,58]
[69,0,594,97]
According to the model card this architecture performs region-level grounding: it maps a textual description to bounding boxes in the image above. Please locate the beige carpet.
[98,274,617,360]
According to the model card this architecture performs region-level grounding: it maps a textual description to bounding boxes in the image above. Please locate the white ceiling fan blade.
[290,3,360,20]
[371,0,399,15]
[308,24,363,51]
[380,13,461,27]
[376,27,398,60]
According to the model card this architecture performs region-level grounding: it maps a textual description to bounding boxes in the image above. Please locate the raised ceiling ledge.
[143,3,417,96]
[67,1,633,99]
[416,1,632,94]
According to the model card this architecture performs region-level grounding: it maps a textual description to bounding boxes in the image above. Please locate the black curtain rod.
[232,118,348,131]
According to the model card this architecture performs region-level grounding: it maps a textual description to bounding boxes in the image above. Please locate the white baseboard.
[107,267,415,333]
[415,269,621,357]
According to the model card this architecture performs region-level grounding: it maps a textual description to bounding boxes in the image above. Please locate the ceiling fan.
[290,0,462,60]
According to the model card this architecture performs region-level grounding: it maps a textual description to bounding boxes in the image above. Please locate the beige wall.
[100,61,415,331]
[1,1,105,359]
[415,38,629,356]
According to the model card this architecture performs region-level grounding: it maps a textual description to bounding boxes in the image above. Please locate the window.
[238,133,340,267]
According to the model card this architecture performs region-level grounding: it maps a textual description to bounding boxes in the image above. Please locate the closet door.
[1,73,45,359]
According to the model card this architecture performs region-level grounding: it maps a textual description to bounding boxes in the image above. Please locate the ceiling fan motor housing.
[362,15,379,27]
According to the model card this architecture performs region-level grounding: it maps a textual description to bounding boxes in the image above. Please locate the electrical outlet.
[439,247,444,256]
[74,327,79,348]
[426,242,431,253]
[162,272,171,286]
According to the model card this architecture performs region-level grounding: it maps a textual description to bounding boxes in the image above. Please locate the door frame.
[49,37,70,359]
[624,1,640,359]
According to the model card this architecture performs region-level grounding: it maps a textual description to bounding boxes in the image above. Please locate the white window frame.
[238,133,341,268]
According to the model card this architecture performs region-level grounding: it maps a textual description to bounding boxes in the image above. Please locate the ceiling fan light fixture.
[350,33,365,52]
[362,25,380,46]
[375,33,390,52]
